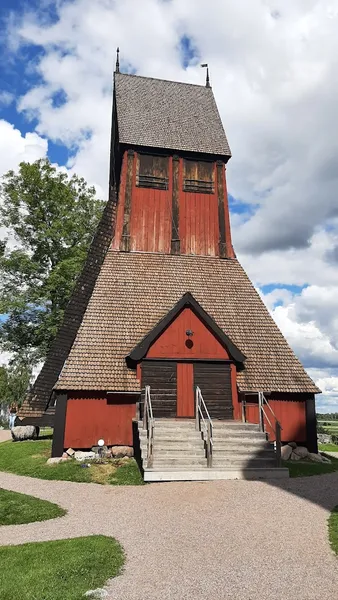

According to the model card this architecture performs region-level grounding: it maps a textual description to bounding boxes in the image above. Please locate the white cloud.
[0,120,48,178]
[0,91,14,106]
[3,0,338,409]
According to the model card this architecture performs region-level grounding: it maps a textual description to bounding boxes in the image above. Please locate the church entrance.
[141,360,233,419]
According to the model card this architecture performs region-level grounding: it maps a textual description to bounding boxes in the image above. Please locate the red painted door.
[177,363,194,417]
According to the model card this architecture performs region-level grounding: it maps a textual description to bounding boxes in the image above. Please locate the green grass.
[0,535,124,600]
[329,506,338,556]
[284,456,338,477]
[0,439,143,485]
[0,488,65,525]
[319,443,338,452]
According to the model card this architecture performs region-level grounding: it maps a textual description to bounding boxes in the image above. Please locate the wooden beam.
[171,155,180,254]
[217,161,226,258]
[305,395,318,453]
[120,150,134,252]
[51,392,68,457]
[223,166,235,258]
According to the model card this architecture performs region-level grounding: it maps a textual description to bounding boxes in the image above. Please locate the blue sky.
[1,0,338,411]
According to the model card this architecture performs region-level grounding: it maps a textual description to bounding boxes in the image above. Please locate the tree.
[0,159,104,365]
[0,362,32,414]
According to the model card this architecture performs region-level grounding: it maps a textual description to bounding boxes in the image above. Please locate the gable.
[146,307,229,360]
[127,292,245,366]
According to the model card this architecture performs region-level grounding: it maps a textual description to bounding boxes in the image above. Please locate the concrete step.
[152,457,207,467]
[143,467,289,482]
[212,448,275,458]
[212,428,264,437]
[144,430,201,438]
[210,440,271,450]
[141,442,202,452]
[151,449,206,458]
[140,420,195,428]
[211,458,276,467]
[212,422,259,430]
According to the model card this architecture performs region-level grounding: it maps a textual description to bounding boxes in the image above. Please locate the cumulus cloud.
[3,0,338,408]
[0,120,48,177]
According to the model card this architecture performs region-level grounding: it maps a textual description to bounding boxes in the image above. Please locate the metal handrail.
[143,385,155,468]
[242,392,282,468]
[195,386,213,467]
[258,392,283,468]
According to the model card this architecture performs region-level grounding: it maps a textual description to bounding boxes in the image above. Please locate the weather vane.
[115,47,120,73]
[201,63,210,88]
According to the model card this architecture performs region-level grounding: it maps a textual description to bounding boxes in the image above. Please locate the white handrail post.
[242,397,246,423]
[195,387,199,431]
[258,392,264,432]
[276,421,282,468]
[143,386,148,430]
[207,421,212,467]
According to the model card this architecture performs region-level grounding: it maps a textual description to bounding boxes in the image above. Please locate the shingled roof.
[55,250,319,395]
[114,72,231,157]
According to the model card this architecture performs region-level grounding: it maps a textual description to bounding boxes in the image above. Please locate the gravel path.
[0,471,337,600]
[0,430,11,443]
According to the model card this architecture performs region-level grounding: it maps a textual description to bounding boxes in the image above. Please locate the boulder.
[47,457,66,465]
[317,433,332,444]
[111,445,134,458]
[62,452,70,459]
[85,588,108,599]
[308,452,323,463]
[288,441,297,449]
[321,455,332,463]
[11,426,39,442]
[281,444,293,461]
[290,451,301,461]
[74,451,96,462]
[293,446,309,459]
[91,445,109,457]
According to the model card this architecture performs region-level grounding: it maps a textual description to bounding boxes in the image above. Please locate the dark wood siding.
[141,360,177,417]
[194,362,233,419]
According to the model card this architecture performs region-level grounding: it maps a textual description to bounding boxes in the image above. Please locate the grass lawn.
[329,506,338,556]
[319,443,338,452]
[285,455,338,477]
[0,488,65,525]
[0,535,124,600]
[0,439,143,485]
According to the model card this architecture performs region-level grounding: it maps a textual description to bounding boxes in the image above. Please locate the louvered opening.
[183,159,214,194]
[137,153,169,190]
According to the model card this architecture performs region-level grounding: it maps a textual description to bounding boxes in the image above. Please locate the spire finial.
[115,47,120,73]
[201,63,210,88]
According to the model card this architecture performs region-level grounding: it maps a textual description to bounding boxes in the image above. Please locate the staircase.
[138,419,289,482]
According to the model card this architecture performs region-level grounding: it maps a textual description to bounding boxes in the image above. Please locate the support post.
[276,421,282,468]
[171,155,180,254]
[258,392,264,432]
[51,392,67,457]
[195,387,199,431]
[207,421,212,467]
[241,398,246,423]
[120,150,134,252]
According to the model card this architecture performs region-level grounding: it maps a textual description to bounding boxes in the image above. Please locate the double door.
[141,360,233,419]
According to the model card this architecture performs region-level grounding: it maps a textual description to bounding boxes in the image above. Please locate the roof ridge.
[115,71,211,90]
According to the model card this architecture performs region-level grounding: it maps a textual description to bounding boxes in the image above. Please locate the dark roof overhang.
[126,292,246,367]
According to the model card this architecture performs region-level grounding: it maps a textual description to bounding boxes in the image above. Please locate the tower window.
[136,154,169,190]
[183,159,214,194]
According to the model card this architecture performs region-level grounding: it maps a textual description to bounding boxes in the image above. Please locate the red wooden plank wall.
[112,153,222,256]
[130,184,172,253]
[147,308,229,359]
[64,392,136,448]
[177,363,194,417]
[179,189,219,257]
[244,399,307,442]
